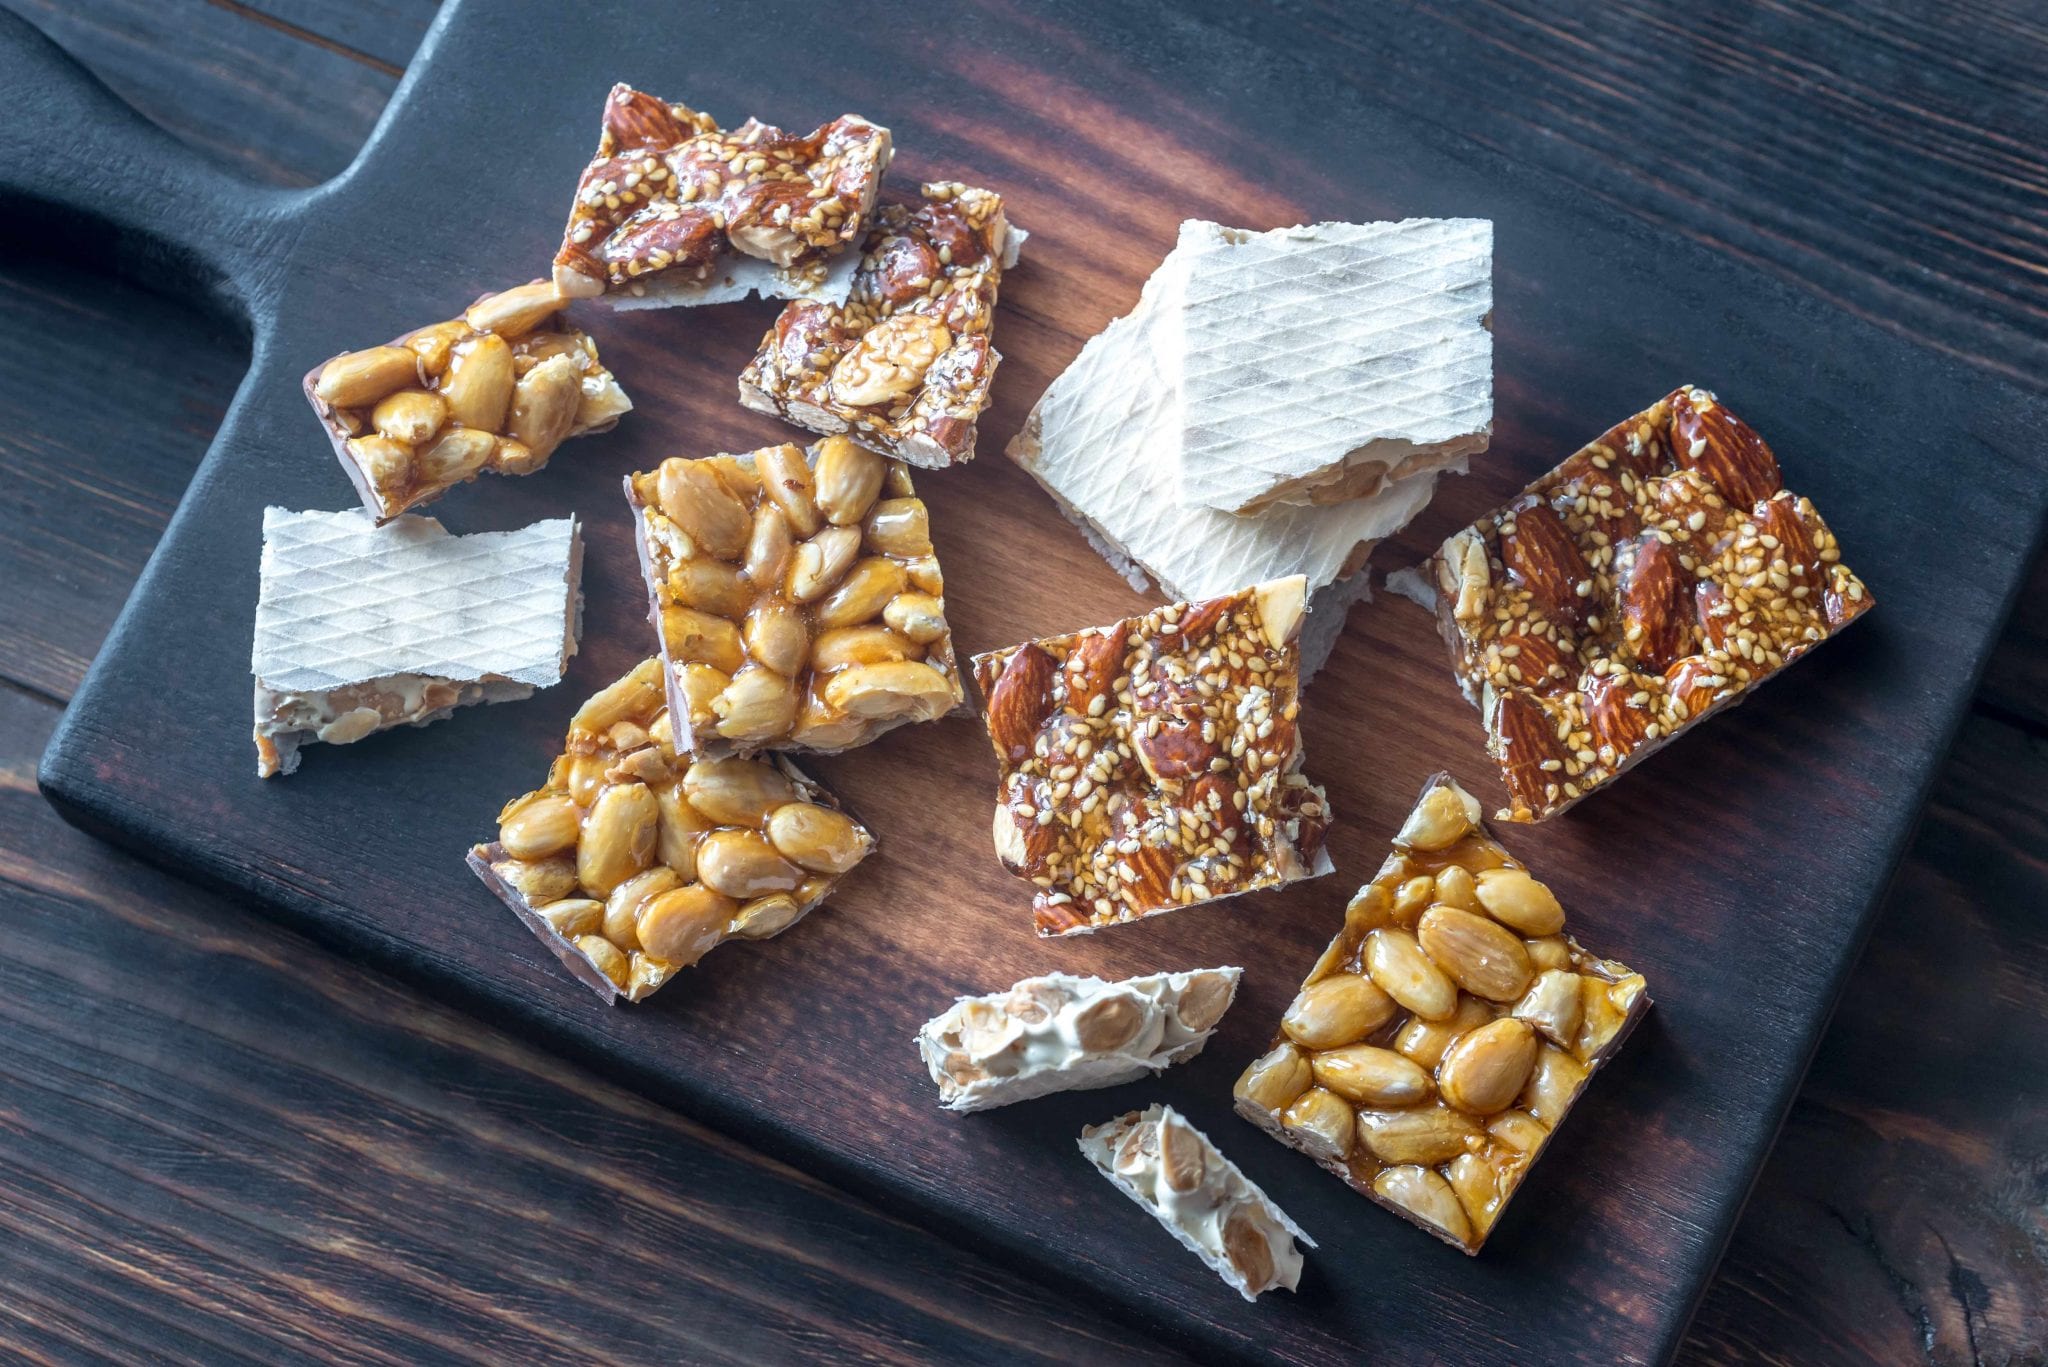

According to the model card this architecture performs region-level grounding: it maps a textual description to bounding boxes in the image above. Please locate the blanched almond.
[811,625,915,671]
[635,884,736,965]
[668,559,753,619]
[822,660,954,720]
[1357,1106,1484,1165]
[413,427,493,487]
[1437,1017,1540,1114]
[662,607,746,675]
[743,598,810,677]
[577,782,659,897]
[602,866,682,952]
[1280,1087,1355,1162]
[570,658,664,737]
[316,345,419,407]
[816,557,906,630]
[506,353,581,462]
[442,333,514,430]
[465,281,563,338]
[755,443,822,536]
[1475,868,1566,936]
[370,389,445,445]
[864,497,931,556]
[499,793,579,860]
[658,459,751,560]
[1366,927,1459,1020]
[711,665,798,741]
[765,802,869,874]
[682,757,798,826]
[1281,973,1396,1050]
[743,503,795,590]
[1235,1043,1313,1114]
[1417,906,1535,1002]
[1311,1044,1432,1106]
[1513,969,1584,1047]
[1373,1165,1472,1244]
[882,591,948,644]
[695,829,803,899]
[787,525,863,602]
[813,434,886,525]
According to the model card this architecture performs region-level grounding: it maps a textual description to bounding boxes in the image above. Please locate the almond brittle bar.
[552,84,890,307]
[1079,1105,1314,1301]
[1234,774,1648,1253]
[739,182,1020,467]
[468,658,875,1004]
[304,281,631,521]
[970,576,1332,936]
[1395,384,1874,821]
[626,436,965,760]
[917,968,1240,1112]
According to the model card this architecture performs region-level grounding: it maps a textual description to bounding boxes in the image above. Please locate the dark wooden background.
[1,2,2042,1363]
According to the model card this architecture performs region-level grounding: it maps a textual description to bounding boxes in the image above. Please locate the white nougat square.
[1164,218,1493,514]
[251,507,582,775]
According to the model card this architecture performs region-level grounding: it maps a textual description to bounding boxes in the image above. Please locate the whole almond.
[1490,689,1567,818]
[1062,622,1129,717]
[1670,385,1783,507]
[983,644,1056,764]
[1418,907,1535,1002]
[1583,672,1651,761]
[1498,498,1592,634]
[1437,1017,1540,1114]
[1310,1044,1433,1107]
[1619,535,1691,672]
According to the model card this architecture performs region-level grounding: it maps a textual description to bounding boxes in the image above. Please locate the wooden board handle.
[0,8,284,316]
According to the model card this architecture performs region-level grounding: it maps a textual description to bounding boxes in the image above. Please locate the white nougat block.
[1008,269,1452,604]
[251,508,582,775]
[1164,217,1493,514]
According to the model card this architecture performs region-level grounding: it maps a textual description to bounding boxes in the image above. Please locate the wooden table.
[2,2,2042,1361]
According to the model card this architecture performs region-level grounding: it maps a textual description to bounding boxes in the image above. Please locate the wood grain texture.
[0,259,231,703]
[1685,715,2048,1364]
[0,686,1184,1367]
[0,0,409,186]
[1181,0,2048,391]
[3,1,2044,1362]
[24,1,2048,1360]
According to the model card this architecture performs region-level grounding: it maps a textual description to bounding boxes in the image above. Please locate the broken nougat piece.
[552,83,891,307]
[304,281,632,521]
[252,508,581,777]
[917,968,1241,1112]
[970,576,1332,936]
[467,658,875,1004]
[739,182,1022,467]
[1233,774,1649,1253]
[1079,1105,1314,1301]
[626,436,964,760]
[1391,384,1875,821]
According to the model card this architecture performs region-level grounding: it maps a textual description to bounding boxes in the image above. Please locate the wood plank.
[0,258,231,703]
[3,0,414,186]
[236,0,438,75]
[1978,546,2048,731]
[1681,712,2048,1363]
[1184,0,2048,389]
[0,685,1186,1367]
[4,2,2048,1360]
[29,2,2048,1360]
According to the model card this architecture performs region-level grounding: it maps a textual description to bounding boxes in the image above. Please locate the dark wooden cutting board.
[13,2,2046,1362]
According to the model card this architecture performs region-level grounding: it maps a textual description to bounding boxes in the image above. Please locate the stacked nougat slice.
[1009,217,1492,675]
